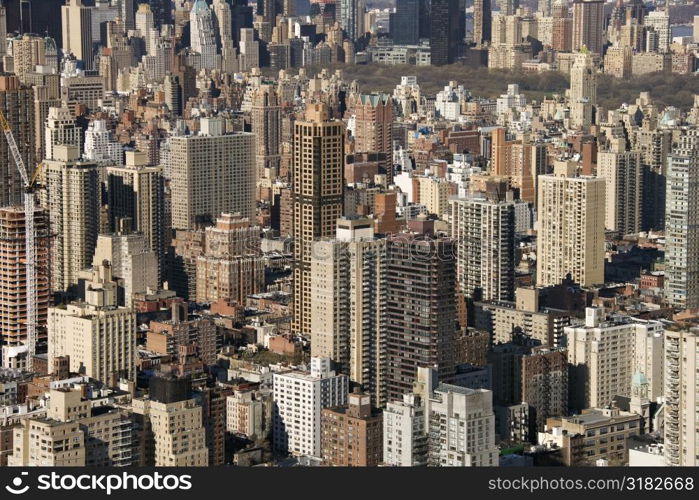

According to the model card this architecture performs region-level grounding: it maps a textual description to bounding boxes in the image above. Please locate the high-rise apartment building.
[450,190,516,302]
[132,378,209,467]
[320,390,383,466]
[42,145,100,292]
[310,217,386,404]
[48,262,136,386]
[521,346,568,433]
[338,0,365,41]
[385,232,456,403]
[565,308,664,412]
[664,328,698,466]
[0,74,35,207]
[536,161,605,287]
[347,93,394,184]
[291,104,344,337]
[430,0,461,66]
[0,206,49,351]
[195,213,264,305]
[598,148,642,237]
[84,119,124,166]
[426,373,499,466]
[107,151,165,281]
[568,52,597,129]
[92,231,159,305]
[571,0,605,54]
[44,106,82,161]
[383,392,428,466]
[272,357,349,458]
[61,0,93,70]
[169,117,255,230]
[665,130,699,310]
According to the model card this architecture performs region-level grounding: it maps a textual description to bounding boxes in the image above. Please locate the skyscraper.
[0,206,49,351]
[571,0,605,54]
[310,218,387,405]
[450,189,516,302]
[390,0,419,45]
[44,106,82,162]
[385,232,456,403]
[107,151,166,283]
[664,130,699,310]
[338,0,365,41]
[251,84,282,179]
[42,145,100,293]
[473,0,492,47]
[61,0,93,70]
[430,0,461,66]
[0,74,35,207]
[598,148,642,237]
[169,117,255,230]
[347,93,394,185]
[291,104,344,337]
[536,161,605,287]
[190,0,219,70]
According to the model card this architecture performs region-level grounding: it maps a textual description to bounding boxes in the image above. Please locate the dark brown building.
[385,232,456,402]
[321,390,383,466]
[521,346,568,435]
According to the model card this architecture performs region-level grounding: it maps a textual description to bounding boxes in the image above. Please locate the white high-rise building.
[383,393,427,466]
[92,232,158,305]
[135,3,154,54]
[664,328,699,466]
[536,160,605,287]
[45,106,82,161]
[272,358,349,458]
[168,117,255,230]
[565,307,665,411]
[83,119,123,165]
[645,10,671,53]
[426,382,499,466]
[190,0,218,70]
[665,130,699,310]
[450,192,516,302]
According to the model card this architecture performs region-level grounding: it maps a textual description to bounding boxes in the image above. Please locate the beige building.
[42,145,101,292]
[539,406,642,465]
[310,218,386,405]
[132,397,209,466]
[226,390,265,438]
[474,287,571,346]
[292,104,345,337]
[536,161,605,287]
[631,52,671,76]
[169,117,255,230]
[61,0,93,70]
[48,262,136,385]
[598,148,642,237]
[664,328,699,466]
[604,46,632,79]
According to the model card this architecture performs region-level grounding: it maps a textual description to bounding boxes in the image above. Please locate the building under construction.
[0,205,50,351]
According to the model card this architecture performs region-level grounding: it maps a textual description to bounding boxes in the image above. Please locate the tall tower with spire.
[190,0,219,70]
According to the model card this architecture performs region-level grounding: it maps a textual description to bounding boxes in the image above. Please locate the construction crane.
[0,109,41,373]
